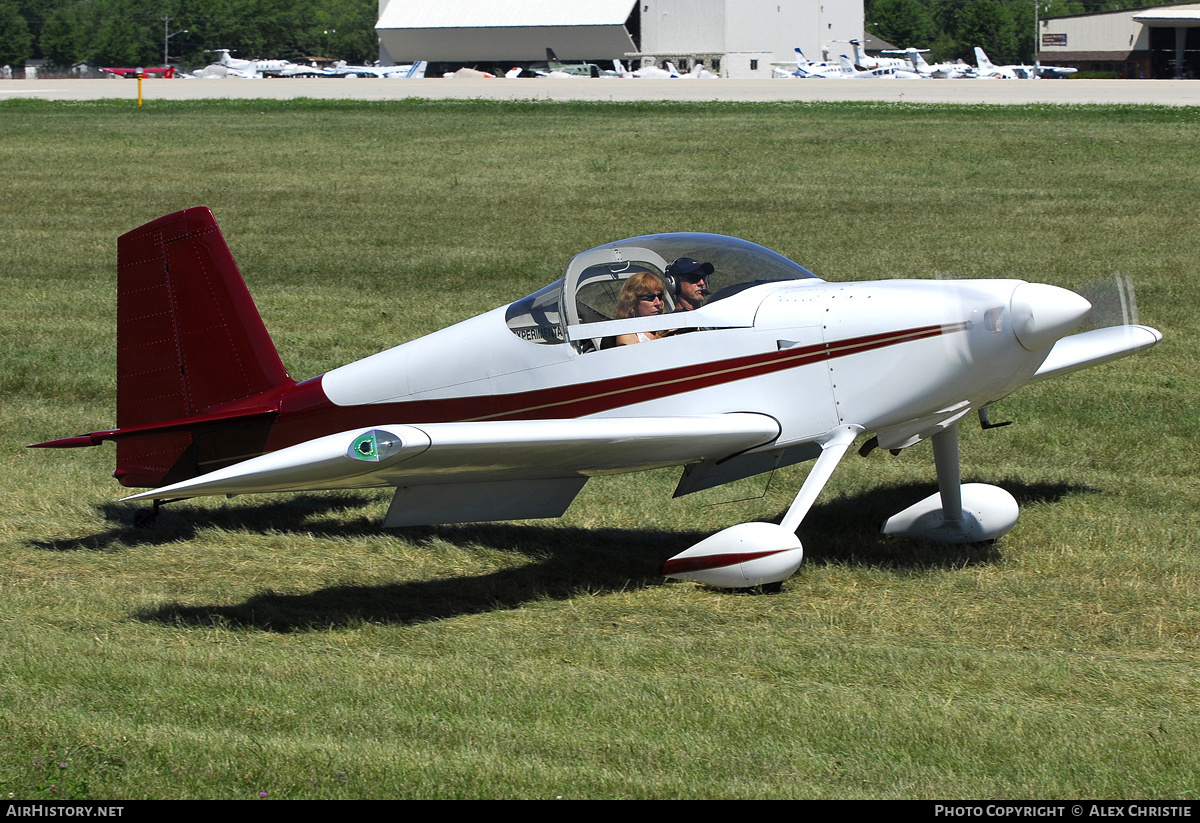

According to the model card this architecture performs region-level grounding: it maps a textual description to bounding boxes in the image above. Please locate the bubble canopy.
[505,233,819,346]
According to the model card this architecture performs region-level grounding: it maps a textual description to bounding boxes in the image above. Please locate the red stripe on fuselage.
[266,323,963,450]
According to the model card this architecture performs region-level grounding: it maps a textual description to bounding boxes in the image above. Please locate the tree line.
[0,0,1184,72]
[0,0,379,69]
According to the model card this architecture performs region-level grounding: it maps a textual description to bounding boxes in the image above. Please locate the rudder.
[115,207,291,486]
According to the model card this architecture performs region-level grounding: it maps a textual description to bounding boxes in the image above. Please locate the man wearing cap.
[666,257,714,312]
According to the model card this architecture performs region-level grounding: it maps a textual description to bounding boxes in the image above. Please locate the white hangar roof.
[1133,7,1200,26]
[377,0,638,62]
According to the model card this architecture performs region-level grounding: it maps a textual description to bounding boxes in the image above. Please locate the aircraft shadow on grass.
[35,493,391,551]
[28,477,1088,632]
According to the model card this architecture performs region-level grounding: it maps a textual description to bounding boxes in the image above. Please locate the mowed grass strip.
[0,99,1197,799]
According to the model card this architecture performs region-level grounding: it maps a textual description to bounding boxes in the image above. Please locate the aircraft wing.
[1032,324,1161,381]
[122,413,782,524]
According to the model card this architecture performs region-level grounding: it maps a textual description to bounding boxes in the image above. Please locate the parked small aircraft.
[838,39,910,72]
[1033,63,1078,79]
[883,48,975,78]
[533,48,601,78]
[187,50,273,79]
[973,47,1020,79]
[274,62,335,78]
[189,63,260,79]
[837,55,924,79]
[210,48,294,76]
[770,49,913,79]
[326,60,428,79]
[771,48,850,78]
[610,59,680,79]
[33,209,1161,590]
[974,47,1078,80]
[667,61,718,79]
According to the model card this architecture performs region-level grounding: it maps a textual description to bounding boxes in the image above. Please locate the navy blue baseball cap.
[666,257,715,278]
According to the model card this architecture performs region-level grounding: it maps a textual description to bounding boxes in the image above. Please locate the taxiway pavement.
[4,77,1200,106]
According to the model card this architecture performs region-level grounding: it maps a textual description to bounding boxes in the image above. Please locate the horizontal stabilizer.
[123,414,781,503]
[1032,325,1162,382]
[29,406,278,450]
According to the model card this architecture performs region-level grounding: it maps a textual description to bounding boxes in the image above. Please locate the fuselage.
[39,218,1091,495]
[258,276,1055,463]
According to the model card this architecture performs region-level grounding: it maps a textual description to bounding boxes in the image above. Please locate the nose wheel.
[881,422,1018,543]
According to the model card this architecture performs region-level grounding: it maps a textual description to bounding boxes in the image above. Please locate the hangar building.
[375,0,865,78]
[1039,2,1200,78]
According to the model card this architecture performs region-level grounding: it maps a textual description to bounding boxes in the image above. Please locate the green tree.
[928,30,960,64]
[322,0,381,63]
[14,0,56,59]
[0,1,32,67]
[39,4,85,67]
[867,0,937,48]
[956,0,1019,64]
[89,12,157,67]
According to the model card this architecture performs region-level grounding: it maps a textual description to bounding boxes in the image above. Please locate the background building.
[376,0,864,78]
[1039,3,1200,79]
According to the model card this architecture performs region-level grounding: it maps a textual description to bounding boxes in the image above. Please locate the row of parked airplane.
[114,43,1061,84]
[774,40,1077,80]
[447,50,718,80]
[180,48,713,81]
[513,60,715,80]
[188,49,428,79]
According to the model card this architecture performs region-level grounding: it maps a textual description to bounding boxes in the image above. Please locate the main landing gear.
[661,418,1018,591]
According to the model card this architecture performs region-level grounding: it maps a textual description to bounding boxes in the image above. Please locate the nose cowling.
[1010,283,1092,351]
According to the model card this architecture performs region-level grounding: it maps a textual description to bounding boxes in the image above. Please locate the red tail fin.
[113,207,292,486]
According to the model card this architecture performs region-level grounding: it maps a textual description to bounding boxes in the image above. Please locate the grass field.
[1,98,1198,799]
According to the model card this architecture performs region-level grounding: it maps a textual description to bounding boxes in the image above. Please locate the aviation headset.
[663,257,715,298]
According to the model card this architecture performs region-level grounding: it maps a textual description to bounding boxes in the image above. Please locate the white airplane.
[532,48,602,78]
[973,47,1021,79]
[883,48,975,79]
[188,64,258,80]
[785,52,912,80]
[770,48,809,77]
[192,49,317,79]
[273,62,335,78]
[837,55,924,80]
[838,39,910,72]
[442,67,497,79]
[33,208,1161,591]
[974,48,1078,80]
[664,61,718,79]
[190,57,260,80]
[326,60,427,79]
[771,48,850,78]
[1033,63,1078,79]
[609,59,680,79]
[210,49,293,76]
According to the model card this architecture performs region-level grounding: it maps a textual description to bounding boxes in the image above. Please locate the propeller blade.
[1076,272,1139,330]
